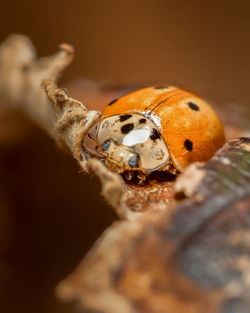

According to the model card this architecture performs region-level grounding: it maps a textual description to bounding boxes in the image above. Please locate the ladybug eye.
[128,155,139,168]
[102,140,111,151]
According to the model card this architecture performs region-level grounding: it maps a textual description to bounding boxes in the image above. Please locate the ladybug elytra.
[87,86,225,182]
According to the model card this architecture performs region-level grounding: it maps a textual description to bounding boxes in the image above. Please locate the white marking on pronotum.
[148,112,162,129]
[122,128,151,147]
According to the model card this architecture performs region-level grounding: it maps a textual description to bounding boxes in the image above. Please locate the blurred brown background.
[0,1,250,313]
[2,0,250,104]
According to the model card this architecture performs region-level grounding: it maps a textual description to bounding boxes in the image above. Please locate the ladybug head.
[95,114,170,176]
[99,138,140,173]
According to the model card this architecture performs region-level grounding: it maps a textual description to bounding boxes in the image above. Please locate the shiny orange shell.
[101,86,226,171]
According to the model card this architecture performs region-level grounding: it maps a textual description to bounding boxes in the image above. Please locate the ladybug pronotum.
[87,86,225,183]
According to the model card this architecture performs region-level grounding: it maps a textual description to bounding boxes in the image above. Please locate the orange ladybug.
[90,86,225,182]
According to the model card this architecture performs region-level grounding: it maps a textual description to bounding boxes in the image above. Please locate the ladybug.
[88,86,225,183]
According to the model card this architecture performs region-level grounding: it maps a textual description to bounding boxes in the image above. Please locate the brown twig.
[0,35,125,212]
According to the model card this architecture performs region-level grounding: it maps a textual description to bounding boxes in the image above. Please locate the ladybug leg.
[137,171,147,185]
[124,170,134,181]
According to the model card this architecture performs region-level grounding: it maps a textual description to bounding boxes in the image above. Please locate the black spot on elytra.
[121,123,134,134]
[184,139,193,151]
[188,102,200,111]
[119,114,132,122]
[139,118,146,124]
[108,98,118,106]
[154,85,169,90]
[150,128,161,141]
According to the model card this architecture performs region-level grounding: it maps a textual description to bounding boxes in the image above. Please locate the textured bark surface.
[57,138,250,313]
[0,35,250,313]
